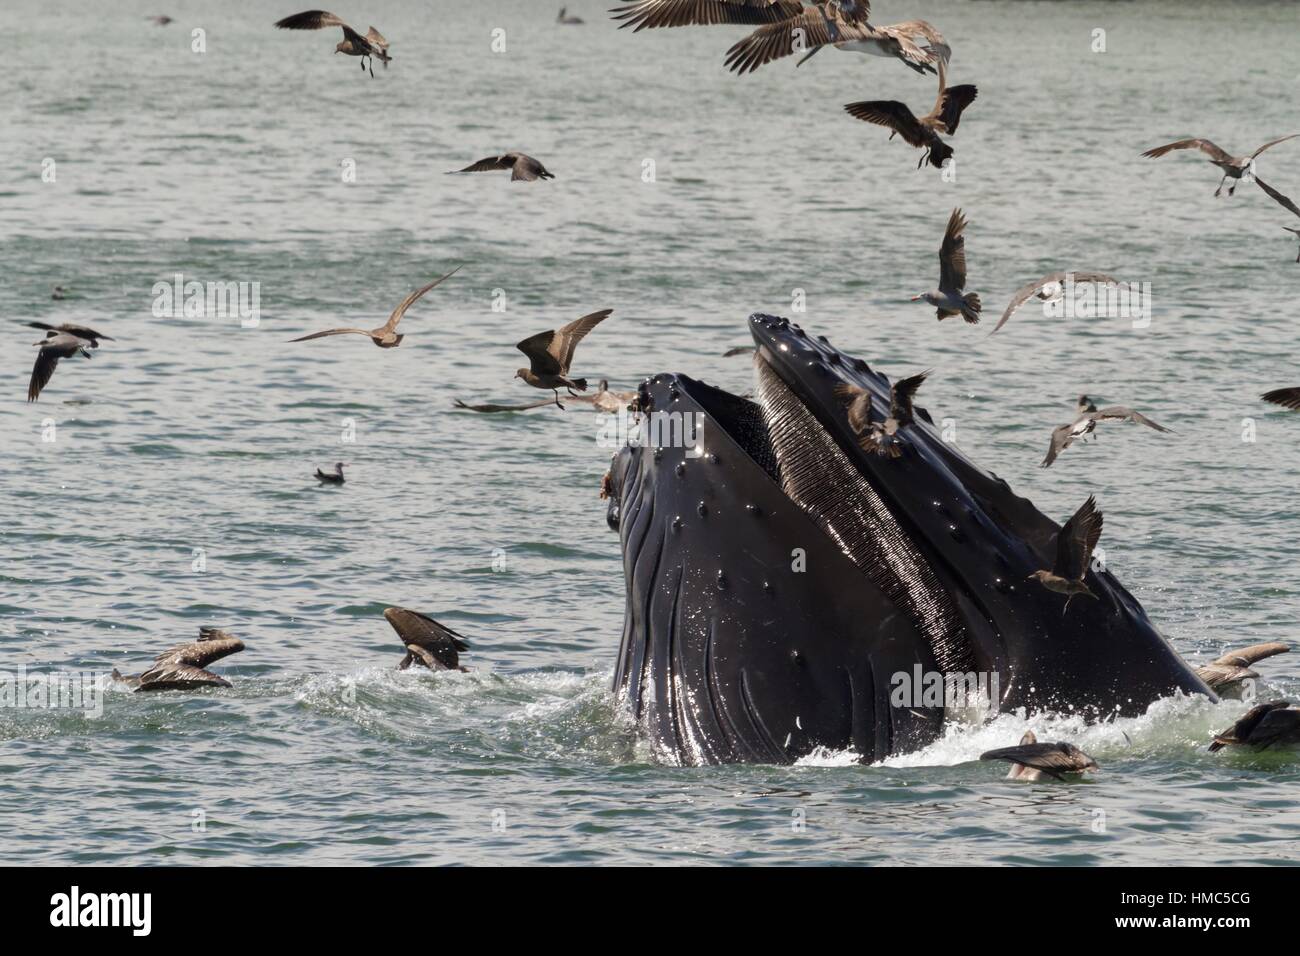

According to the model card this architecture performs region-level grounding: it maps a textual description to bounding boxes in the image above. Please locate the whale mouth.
[746,352,977,677]
[605,314,1209,765]
[647,329,979,683]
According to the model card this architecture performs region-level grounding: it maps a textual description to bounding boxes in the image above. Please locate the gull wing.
[28,349,62,402]
[1211,642,1290,668]
[832,382,872,435]
[453,398,559,413]
[1250,133,1300,159]
[1254,176,1300,218]
[938,208,968,292]
[610,0,806,31]
[1262,387,1300,410]
[889,371,928,425]
[547,309,613,375]
[456,155,516,174]
[384,266,462,331]
[274,10,351,32]
[843,100,928,147]
[1141,138,1233,163]
[384,607,470,670]
[1040,422,1075,469]
[1092,406,1171,432]
[725,7,871,74]
[289,328,373,342]
[979,742,1095,780]
[1053,496,1102,580]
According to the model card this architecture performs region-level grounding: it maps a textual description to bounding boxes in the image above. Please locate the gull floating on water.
[289,266,461,348]
[1041,402,1170,468]
[27,324,112,402]
[1209,700,1300,752]
[112,628,245,692]
[1195,642,1290,695]
[844,60,976,169]
[991,271,1126,334]
[452,153,555,182]
[912,208,981,323]
[515,309,614,408]
[274,10,391,77]
[1028,496,1103,613]
[1141,134,1300,214]
[315,462,346,484]
[834,370,928,458]
[980,731,1099,781]
[384,607,470,671]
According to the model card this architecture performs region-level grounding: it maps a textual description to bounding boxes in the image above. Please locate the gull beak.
[909,294,924,302]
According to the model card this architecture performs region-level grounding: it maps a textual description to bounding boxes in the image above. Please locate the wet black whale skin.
[604,314,1210,765]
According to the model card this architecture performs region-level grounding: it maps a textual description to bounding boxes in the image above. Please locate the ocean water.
[2,0,1299,865]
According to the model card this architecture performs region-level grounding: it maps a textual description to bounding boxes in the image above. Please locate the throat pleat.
[754,361,974,676]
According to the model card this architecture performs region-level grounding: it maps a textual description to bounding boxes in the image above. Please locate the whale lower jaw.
[604,314,1211,766]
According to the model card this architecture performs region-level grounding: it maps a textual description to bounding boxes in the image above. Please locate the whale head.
[603,313,1210,766]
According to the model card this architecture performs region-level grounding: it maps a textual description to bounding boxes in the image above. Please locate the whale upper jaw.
[604,313,1210,766]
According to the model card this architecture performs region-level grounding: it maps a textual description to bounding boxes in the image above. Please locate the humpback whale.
[602,313,1211,766]
[112,627,244,691]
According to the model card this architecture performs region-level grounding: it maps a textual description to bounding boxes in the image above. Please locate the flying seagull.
[980,731,1099,781]
[991,271,1127,334]
[844,59,976,169]
[515,309,614,408]
[798,18,949,70]
[1209,700,1300,752]
[315,462,346,484]
[557,6,585,23]
[727,8,946,75]
[1041,403,1171,468]
[730,6,948,73]
[148,15,173,26]
[289,266,461,348]
[112,628,245,692]
[1028,496,1103,612]
[384,607,470,671]
[912,208,981,323]
[27,322,113,346]
[1262,387,1300,410]
[833,370,928,458]
[452,153,555,182]
[610,0,807,31]
[1141,135,1300,213]
[1195,642,1290,695]
[28,330,105,403]
[274,10,391,77]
